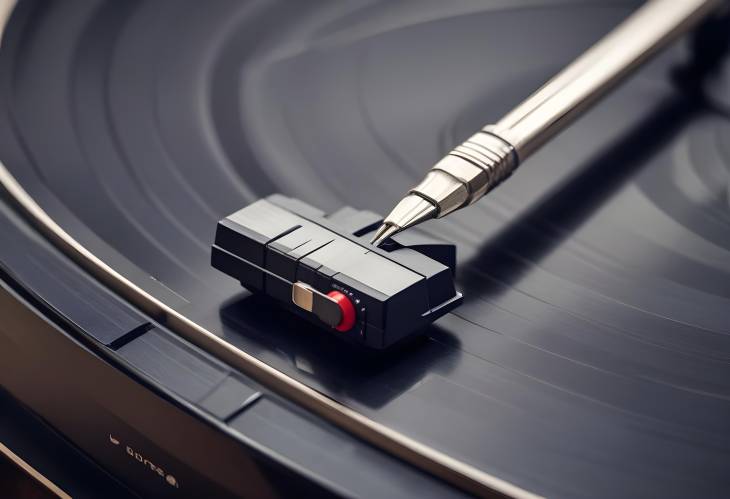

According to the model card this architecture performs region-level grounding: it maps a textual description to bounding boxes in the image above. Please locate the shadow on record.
[219,293,462,409]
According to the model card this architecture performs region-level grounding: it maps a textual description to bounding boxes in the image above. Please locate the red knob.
[327,291,356,332]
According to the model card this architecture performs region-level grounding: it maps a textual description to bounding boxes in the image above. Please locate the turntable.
[1,1,729,498]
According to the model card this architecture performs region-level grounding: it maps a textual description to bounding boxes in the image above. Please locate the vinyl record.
[1,1,729,497]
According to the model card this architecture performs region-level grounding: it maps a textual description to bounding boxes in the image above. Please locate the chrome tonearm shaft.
[371,0,723,246]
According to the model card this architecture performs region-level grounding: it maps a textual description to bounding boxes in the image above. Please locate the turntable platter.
[2,1,729,497]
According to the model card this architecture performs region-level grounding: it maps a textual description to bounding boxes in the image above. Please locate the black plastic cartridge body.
[212,195,462,349]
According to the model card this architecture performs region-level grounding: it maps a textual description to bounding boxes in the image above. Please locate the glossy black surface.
[2,0,730,497]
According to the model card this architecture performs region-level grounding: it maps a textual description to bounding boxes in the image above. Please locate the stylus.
[370,0,723,247]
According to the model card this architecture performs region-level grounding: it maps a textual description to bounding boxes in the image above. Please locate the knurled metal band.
[449,128,519,194]
[410,127,521,216]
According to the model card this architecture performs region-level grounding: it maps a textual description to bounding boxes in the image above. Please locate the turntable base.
[1,1,730,498]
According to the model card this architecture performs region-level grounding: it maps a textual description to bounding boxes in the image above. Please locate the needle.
[370,194,437,246]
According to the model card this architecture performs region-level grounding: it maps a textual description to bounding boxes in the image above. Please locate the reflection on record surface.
[2,1,730,497]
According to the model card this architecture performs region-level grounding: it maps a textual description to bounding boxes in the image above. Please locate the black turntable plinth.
[1,1,729,498]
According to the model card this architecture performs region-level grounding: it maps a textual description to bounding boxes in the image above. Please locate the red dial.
[327,291,356,332]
